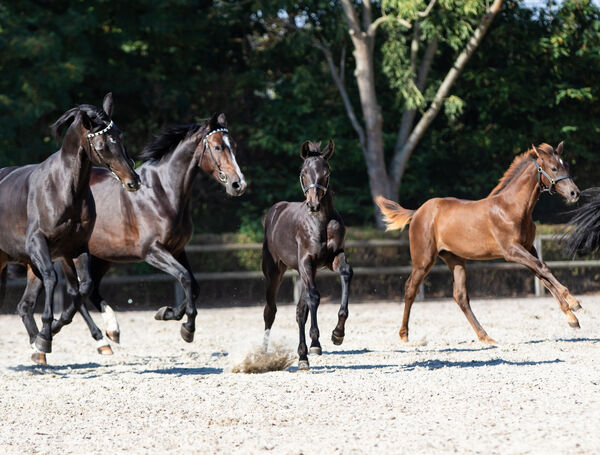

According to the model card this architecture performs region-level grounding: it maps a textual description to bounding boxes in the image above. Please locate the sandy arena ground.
[0,296,599,454]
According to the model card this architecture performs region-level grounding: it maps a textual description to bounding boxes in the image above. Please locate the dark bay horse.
[24,113,246,353]
[0,93,140,362]
[262,140,353,370]
[376,143,581,344]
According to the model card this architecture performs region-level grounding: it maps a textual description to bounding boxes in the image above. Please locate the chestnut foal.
[262,140,353,370]
[376,143,581,344]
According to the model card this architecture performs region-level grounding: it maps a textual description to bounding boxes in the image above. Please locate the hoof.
[97,345,113,356]
[298,360,310,371]
[569,320,581,329]
[331,332,344,346]
[570,302,583,312]
[480,336,497,345]
[31,352,47,365]
[34,335,52,354]
[399,332,409,343]
[309,346,322,355]
[180,324,194,343]
[106,330,120,344]
[154,306,171,321]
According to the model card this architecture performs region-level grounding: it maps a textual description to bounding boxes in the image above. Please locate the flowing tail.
[375,196,415,231]
[563,187,600,257]
[0,267,7,309]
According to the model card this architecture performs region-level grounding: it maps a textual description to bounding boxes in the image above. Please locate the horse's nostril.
[232,181,240,190]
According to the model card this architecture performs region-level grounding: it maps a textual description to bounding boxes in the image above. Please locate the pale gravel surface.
[0,296,599,455]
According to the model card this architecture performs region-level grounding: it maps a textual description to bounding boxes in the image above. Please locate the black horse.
[21,113,246,356]
[0,93,140,363]
[262,140,353,370]
[563,188,600,257]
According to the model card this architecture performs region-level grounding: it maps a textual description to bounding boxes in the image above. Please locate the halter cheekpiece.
[87,120,114,138]
[533,160,572,195]
[201,128,229,183]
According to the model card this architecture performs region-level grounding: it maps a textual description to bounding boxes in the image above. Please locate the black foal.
[262,140,353,370]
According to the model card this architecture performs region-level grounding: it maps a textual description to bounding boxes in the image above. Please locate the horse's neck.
[495,161,541,217]
[56,129,92,200]
[159,139,200,209]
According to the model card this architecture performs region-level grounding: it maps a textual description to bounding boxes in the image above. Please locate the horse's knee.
[78,279,93,298]
[341,264,353,281]
[17,299,33,318]
[307,287,320,307]
[41,269,57,289]
[453,288,467,304]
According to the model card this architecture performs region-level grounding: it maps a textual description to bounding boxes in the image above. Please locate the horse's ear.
[217,113,227,127]
[102,92,114,117]
[531,144,540,159]
[322,139,334,160]
[79,110,92,131]
[300,141,312,160]
[556,141,564,156]
[209,112,219,130]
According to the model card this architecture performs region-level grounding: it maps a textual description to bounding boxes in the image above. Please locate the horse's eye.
[214,145,222,151]
[551,167,557,172]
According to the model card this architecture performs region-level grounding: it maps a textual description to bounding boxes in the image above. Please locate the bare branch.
[389,0,504,191]
[368,14,411,38]
[416,35,438,91]
[417,0,437,18]
[340,0,363,36]
[313,38,367,152]
[362,1,373,33]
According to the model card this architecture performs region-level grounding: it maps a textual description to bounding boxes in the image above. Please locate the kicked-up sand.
[0,296,599,454]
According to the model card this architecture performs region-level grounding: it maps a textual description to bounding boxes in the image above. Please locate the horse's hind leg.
[86,257,121,343]
[331,252,353,345]
[440,252,496,344]
[261,247,286,350]
[53,259,112,355]
[400,230,437,342]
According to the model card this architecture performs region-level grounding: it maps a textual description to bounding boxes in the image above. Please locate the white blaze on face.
[223,135,246,185]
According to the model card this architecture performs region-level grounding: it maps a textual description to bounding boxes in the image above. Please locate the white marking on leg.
[102,304,120,332]
[96,337,110,349]
[262,329,271,352]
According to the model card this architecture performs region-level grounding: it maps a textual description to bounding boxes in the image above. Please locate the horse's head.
[197,113,246,197]
[299,139,334,214]
[532,142,579,204]
[79,93,141,192]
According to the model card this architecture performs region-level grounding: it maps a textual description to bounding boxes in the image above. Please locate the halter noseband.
[533,160,572,195]
[201,128,229,183]
[300,176,329,195]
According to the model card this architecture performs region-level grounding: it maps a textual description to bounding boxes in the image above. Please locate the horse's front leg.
[298,255,320,369]
[505,244,580,328]
[530,246,582,312]
[26,233,57,354]
[331,251,353,345]
[146,243,197,342]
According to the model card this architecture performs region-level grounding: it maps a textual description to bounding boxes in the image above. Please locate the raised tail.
[0,266,7,309]
[563,187,600,257]
[375,196,415,231]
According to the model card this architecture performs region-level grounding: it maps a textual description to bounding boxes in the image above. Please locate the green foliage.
[0,0,598,233]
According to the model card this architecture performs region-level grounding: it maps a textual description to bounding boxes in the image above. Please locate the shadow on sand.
[138,367,223,376]
[402,358,563,371]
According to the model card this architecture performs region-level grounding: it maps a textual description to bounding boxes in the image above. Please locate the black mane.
[138,122,207,162]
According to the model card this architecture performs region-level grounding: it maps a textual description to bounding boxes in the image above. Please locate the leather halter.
[201,128,229,183]
[533,160,572,195]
